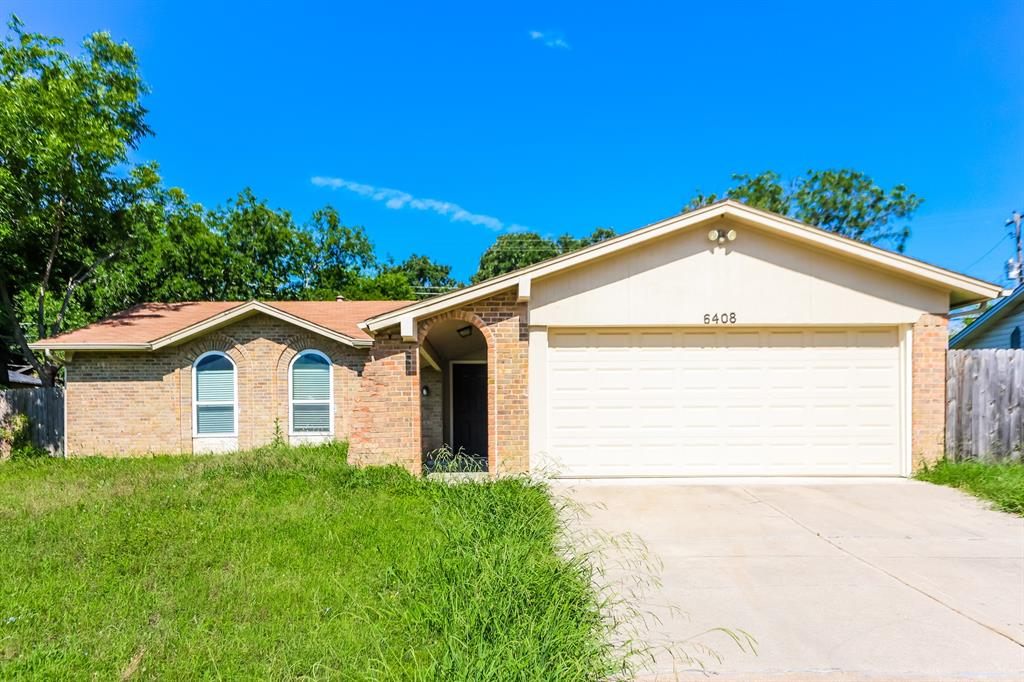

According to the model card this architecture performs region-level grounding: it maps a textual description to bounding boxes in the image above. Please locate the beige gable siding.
[529,221,948,327]
[961,299,1024,349]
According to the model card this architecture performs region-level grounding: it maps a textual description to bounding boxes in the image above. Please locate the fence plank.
[0,387,64,454]
[946,349,1024,461]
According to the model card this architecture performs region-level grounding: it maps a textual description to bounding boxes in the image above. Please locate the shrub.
[1,411,44,460]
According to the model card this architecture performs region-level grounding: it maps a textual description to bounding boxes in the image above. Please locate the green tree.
[685,169,921,252]
[0,16,159,385]
[472,233,559,283]
[342,272,416,301]
[555,227,617,254]
[472,227,617,283]
[290,206,382,299]
[213,189,301,300]
[384,254,459,294]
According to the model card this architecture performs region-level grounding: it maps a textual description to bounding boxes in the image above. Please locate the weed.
[917,458,1024,515]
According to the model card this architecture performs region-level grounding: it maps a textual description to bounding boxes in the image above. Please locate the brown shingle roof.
[32,300,413,348]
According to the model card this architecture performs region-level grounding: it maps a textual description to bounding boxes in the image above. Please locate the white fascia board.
[27,342,151,351]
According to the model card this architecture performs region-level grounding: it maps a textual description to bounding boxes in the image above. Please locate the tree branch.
[0,280,47,383]
[50,249,120,338]
[37,201,64,340]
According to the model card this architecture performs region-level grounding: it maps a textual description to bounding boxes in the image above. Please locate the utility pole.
[1008,211,1023,286]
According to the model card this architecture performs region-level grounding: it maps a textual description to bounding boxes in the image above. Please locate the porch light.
[421,386,430,397]
[457,325,473,338]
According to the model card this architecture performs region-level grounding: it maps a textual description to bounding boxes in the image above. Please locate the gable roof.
[29,300,412,351]
[949,284,1024,349]
[362,199,1004,338]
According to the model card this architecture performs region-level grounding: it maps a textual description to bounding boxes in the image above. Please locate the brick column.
[912,313,948,470]
[348,333,421,473]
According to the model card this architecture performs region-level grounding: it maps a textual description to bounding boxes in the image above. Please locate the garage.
[545,327,906,477]
[361,200,1000,477]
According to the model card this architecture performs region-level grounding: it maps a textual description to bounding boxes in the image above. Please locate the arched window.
[1011,326,1021,350]
[193,351,237,436]
[290,350,333,435]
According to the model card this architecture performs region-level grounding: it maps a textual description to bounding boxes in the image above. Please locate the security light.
[708,229,737,245]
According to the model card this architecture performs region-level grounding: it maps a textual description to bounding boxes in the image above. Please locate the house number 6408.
[703,312,737,325]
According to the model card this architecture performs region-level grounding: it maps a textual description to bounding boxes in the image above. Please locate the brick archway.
[419,311,496,474]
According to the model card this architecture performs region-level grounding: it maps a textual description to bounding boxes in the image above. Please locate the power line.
[961,233,1011,272]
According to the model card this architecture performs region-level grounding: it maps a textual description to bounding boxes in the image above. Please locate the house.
[949,284,1024,349]
[30,200,1002,477]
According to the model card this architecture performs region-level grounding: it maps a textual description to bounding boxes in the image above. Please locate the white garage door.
[545,327,903,477]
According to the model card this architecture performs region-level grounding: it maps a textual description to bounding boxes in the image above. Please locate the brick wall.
[420,365,443,453]
[346,333,420,472]
[912,312,949,470]
[418,289,529,474]
[66,314,367,456]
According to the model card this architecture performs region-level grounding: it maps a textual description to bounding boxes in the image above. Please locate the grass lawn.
[916,459,1024,516]
[0,443,624,680]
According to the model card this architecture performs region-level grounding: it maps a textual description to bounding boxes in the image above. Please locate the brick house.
[32,201,1001,477]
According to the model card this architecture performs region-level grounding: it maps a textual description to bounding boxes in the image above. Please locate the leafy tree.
[472,227,617,283]
[685,169,921,252]
[342,272,416,301]
[384,254,459,293]
[472,233,559,283]
[290,206,388,300]
[213,189,301,300]
[555,227,617,254]
[0,16,159,385]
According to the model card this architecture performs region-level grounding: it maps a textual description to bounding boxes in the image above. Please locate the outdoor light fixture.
[457,325,473,338]
[421,386,430,397]
[707,228,737,245]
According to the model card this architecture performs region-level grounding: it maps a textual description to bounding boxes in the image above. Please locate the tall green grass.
[0,443,629,680]
[916,459,1024,515]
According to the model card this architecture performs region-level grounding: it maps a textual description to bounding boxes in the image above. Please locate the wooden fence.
[946,349,1024,461]
[0,387,64,454]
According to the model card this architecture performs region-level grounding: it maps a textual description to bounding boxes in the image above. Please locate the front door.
[451,362,487,464]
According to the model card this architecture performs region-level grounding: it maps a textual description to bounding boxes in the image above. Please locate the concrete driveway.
[561,480,1024,681]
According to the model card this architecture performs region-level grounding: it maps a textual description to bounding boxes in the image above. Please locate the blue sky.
[8,1,1024,284]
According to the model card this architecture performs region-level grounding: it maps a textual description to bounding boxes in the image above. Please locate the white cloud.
[528,29,570,50]
[311,176,529,232]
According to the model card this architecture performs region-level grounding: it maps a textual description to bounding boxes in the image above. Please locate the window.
[1012,326,1021,350]
[290,350,333,434]
[193,351,237,436]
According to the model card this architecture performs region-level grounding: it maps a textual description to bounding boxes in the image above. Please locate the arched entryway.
[419,315,490,472]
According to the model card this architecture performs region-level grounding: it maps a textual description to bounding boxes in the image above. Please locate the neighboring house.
[31,200,1001,477]
[949,284,1024,349]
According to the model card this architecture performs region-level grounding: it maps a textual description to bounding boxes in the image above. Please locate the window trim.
[288,349,334,436]
[192,350,239,438]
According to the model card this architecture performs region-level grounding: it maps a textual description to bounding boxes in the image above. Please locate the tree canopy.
[0,16,160,384]
[685,170,922,252]
[471,227,616,283]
